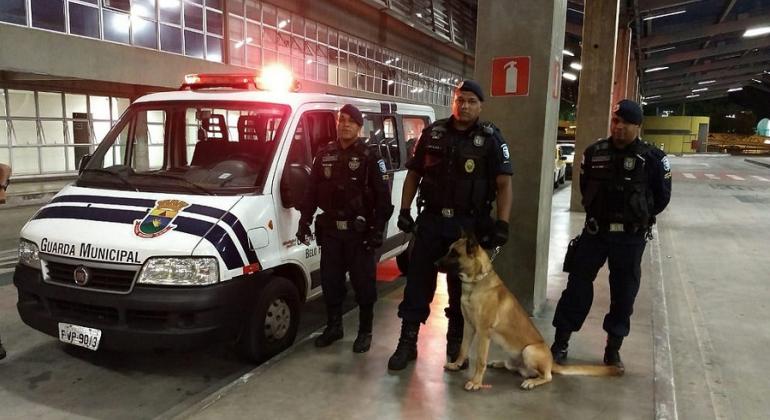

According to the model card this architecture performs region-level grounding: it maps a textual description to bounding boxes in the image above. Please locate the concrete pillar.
[627,52,639,100]
[570,0,620,211]
[612,27,632,106]
[474,1,567,314]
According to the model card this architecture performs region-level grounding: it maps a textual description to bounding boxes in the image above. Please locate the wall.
[642,116,710,154]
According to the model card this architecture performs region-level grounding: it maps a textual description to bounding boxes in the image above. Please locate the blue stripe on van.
[32,206,244,270]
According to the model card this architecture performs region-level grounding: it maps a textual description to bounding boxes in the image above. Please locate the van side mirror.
[281,163,311,209]
[78,154,92,174]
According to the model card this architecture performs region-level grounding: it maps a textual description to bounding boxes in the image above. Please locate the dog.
[437,232,623,391]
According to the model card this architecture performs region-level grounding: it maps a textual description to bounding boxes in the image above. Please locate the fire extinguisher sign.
[490,56,531,97]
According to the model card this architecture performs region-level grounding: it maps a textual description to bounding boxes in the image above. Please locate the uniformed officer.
[388,80,514,370]
[551,99,672,370]
[296,104,394,353]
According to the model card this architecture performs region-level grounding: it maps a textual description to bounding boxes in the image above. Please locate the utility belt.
[317,213,368,232]
[421,205,481,219]
[585,217,646,235]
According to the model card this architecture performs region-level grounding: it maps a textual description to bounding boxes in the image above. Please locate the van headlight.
[19,239,41,270]
[137,257,219,286]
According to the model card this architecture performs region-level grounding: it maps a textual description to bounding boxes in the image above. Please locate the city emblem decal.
[134,199,190,238]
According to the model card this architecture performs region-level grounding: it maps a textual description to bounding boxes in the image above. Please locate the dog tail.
[552,363,624,377]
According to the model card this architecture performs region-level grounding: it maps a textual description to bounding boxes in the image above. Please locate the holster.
[562,234,581,273]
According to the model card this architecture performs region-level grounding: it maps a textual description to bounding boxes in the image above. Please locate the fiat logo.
[73,266,90,286]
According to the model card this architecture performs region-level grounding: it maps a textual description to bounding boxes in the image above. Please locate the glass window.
[12,148,39,175]
[245,0,259,21]
[0,121,8,145]
[103,9,131,44]
[246,21,261,45]
[69,2,100,39]
[31,0,65,32]
[103,0,130,12]
[41,121,65,145]
[65,94,88,116]
[1,0,27,25]
[228,0,244,15]
[93,121,112,144]
[185,30,204,58]
[12,121,38,145]
[246,45,261,68]
[90,96,111,120]
[206,0,223,9]
[133,17,158,49]
[206,36,223,62]
[184,3,203,30]
[111,98,130,121]
[159,0,181,24]
[38,92,63,118]
[0,90,7,117]
[41,147,67,172]
[160,24,183,53]
[0,149,8,167]
[133,0,156,20]
[8,90,36,117]
[206,10,223,35]
[262,3,276,26]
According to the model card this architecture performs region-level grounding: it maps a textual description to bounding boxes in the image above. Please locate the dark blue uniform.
[300,138,393,313]
[553,137,671,338]
[398,117,513,340]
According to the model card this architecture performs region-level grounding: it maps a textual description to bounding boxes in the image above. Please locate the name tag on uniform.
[322,155,338,162]
[609,223,625,232]
[591,155,610,162]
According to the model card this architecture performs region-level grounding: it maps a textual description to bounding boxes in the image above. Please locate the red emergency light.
[181,65,300,92]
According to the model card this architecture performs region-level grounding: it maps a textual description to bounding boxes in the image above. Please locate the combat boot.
[353,304,373,353]
[315,310,343,348]
[0,338,5,360]
[603,334,625,371]
[446,316,468,369]
[387,321,419,370]
[550,329,571,364]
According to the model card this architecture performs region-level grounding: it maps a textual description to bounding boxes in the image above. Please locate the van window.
[289,111,336,165]
[403,116,429,160]
[77,101,290,195]
[363,114,399,171]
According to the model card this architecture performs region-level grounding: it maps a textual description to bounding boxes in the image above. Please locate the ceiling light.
[387,80,395,85]
[570,62,582,71]
[641,101,648,105]
[563,49,575,57]
[692,87,709,92]
[415,12,423,18]
[644,95,661,99]
[698,80,716,85]
[743,26,770,38]
[752,79,763,83]
[562,72,577,81]
[646,46,676,54]
[727,87,743,92]
[643,10,686,21]
[306,58,313,64]
[685,94,700,98]
[645,66,669,73]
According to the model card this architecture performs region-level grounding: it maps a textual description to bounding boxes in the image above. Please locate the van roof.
[134,90,435,115]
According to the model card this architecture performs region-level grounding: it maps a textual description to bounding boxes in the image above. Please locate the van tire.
[237,276,300,363]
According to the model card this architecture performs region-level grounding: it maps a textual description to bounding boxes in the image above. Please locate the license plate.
[58,322,101,351]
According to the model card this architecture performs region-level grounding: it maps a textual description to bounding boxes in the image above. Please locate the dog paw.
[444,362,461,371]
[487,360,506,369]
[464,380,484,391]
[520,379,538,390]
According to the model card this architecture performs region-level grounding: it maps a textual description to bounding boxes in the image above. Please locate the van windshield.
[76,101,289,195]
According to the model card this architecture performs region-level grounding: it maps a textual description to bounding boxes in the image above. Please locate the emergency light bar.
[181,65,300,92]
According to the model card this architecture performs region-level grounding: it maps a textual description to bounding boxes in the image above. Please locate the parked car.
[554,145,567,188]
[557,142,575,179]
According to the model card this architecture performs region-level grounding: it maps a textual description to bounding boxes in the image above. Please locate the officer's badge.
[464,159,475,173]
[431,129,444,140]
[473,135,485,147]
[348,157,361,171]
[134,199,189,238]
[624,157,636,170]
[323,164,333,179]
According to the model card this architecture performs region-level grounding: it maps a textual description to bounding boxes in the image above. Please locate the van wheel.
[237,276,300,363]
[396,238,414,275]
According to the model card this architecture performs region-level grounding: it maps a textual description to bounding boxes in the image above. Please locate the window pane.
[206,10,223,35]
[12,121,38,145]
[31,0,65,32]
[185,30,204,58]
[262,3,275,26]
[93,121,112,144]
[111,98,130,121]
[159,0,181,24]
[12,148,39,175]
[103,9,130,44]
[134,17,158,49]
[245,0,259,21]
[206,0,222,9]
[133,0,156,20]
[0,121,8,145]
[228,0,244,16]
[206,36,223,62]
[65,94,87,116]
[160,24,183,53]
[90,96,111,120]
[184,4,203,30]
[8,90,36,117]
[0,0,27,25]
[104,0,130,12]
[41,121,65,144]
[38,92,63,118]
[0,149,8,168]
[246,45,261,68]
[0,90,6,117]
[246,21,260,45]
[69,2,100,38]
[41,146,67,172]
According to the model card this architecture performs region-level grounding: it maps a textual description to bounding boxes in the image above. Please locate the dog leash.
[489,246,502,262]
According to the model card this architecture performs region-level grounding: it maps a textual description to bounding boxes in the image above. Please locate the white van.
[14,71,434,362]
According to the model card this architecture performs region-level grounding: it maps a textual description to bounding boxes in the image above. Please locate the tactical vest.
[417,119,496,215]
[581,139,654,228]
[316,140,371,219]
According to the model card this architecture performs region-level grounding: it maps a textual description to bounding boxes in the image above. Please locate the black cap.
[339,104,364,126]
[456,79,485,102]
[613,99,643,125]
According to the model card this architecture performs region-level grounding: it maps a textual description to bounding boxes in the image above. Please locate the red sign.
[491,56,531,97]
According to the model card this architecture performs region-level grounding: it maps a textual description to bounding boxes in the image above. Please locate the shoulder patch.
[661,155,671,171]
[377,159,387,173]
[501,143,510,160]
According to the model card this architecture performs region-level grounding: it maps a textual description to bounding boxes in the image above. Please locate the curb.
[745,158,770,169]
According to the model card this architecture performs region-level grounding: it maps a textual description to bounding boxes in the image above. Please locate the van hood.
[22,186,253,270]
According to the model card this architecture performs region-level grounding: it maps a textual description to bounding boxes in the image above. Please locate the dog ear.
[465,231,479,255]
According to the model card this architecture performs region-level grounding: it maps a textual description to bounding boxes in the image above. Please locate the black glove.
[296,221,312,246]
[397,208,415,233]
[492,220,509,247]
[397,209,414,233]
[364,229,384,251]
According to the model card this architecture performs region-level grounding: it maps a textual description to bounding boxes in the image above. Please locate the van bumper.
[14,264,262,351]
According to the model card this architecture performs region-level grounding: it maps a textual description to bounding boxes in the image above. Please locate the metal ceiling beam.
[645,76,760,97]
[644,51,770,82]
[643,37,770,68]
[645,66,768,89]
[647,92,728,105]
[691,0,738,66]
[638,0,701,13]
[640,15,770,50]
